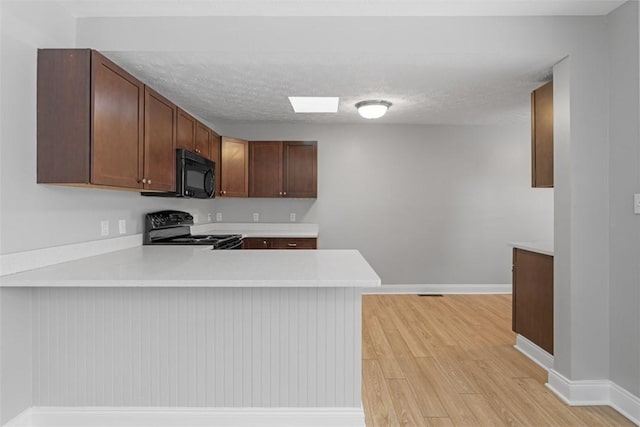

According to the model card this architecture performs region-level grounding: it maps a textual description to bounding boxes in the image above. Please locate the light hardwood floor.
[361,294,634,427]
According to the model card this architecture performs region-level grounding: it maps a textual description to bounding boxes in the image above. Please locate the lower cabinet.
[512,248,554,354]
[242,237,317,250]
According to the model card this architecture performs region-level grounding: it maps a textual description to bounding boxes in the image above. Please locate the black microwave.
[142,149,215,199]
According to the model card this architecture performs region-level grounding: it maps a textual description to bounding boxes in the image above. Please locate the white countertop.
[192,222,319,238]
[509,241,554,256]
[0,247,380,288]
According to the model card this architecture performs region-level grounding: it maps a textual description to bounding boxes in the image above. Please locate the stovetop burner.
[143,211,243,249]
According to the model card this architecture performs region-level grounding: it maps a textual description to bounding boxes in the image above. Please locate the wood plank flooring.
[362,294,634,427]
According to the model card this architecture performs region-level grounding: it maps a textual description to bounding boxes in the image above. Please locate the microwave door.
[185,165,215,198]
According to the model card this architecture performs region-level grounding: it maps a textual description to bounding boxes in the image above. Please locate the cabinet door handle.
[287,243,297,247]
[142,178,147,184]
[283,192,287,196]
[147,179,152,185]
[279,192,282,196]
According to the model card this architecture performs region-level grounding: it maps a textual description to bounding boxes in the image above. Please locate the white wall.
[2,3,637,407]
[607,0,640,397]
[0,3,231,256]
[0,2,74,423]
[213,121,553,285]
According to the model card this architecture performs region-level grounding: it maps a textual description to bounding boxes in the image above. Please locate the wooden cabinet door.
[271,238,317,249]
[242,238,272,249]
[210,131,222,198]
[284,141,317,198]
[531,81,553,188]
[512,249,554,354]
[221,137,249,197]
[195,122,210,159]
[91,51,144,188]
[143,86,176,192]
[176,108,196,151]
[249,141,283,197]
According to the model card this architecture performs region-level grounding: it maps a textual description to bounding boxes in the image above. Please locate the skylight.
[288,96,339,113]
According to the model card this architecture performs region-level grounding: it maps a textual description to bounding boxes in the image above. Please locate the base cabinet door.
[243,238,317,250]
[512,248,554,354]
[271,238,317,249]
[242,238,272,249]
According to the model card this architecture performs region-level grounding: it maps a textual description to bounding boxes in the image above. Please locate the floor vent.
[418,294,443,297]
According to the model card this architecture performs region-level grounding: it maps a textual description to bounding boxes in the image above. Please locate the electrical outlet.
[100,220,109,237]
[118,219,126,234]
[207,213,212,222]
[635,193,640,214]
[290,213,296,222]
[216,212,223,222]
[253,213,260,222]
[193,214,198,223]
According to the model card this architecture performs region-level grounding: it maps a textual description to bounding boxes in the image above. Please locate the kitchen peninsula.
[0,247,380,426]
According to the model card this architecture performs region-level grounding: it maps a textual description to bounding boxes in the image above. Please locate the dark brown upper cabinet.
[38,49,151,190]
[210,130,222,197]
[143,87,176,191]
[531,81,553,188]
[283,141,317,198]
[249,141,317,198]
[249,141,284,197]
[220,137,249,197]
[176,108,196,151]
[195,122,211,159]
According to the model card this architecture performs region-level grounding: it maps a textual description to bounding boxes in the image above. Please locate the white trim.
[546,370,640,425]
[2,408,32,427]
[0,234,142,276]
[362,284,511,294]
[547,369,610,405]
[514,334,554,371]
[3,407,364,427]
[610,382,640,426]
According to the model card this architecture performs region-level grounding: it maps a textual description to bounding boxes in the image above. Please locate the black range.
[144,210,243,249]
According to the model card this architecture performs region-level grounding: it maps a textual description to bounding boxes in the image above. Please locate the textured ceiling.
[60,0,623,125]
[109,50,556,125]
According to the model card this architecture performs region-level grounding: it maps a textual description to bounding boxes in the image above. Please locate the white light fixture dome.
[355,100,392,119]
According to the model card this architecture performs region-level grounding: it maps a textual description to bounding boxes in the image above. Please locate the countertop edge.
[508,241,554,256]
[1,279,382,288]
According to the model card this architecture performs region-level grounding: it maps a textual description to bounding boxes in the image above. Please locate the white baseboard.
[2,408,32,427]
[0,234,142,276]
[547,370,640,425]
[610,383,640,426]
[514,334,554,371]
[362,284,511,294]
[3,407,365,427]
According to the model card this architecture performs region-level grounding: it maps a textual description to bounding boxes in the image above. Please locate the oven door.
[178,151,215,198]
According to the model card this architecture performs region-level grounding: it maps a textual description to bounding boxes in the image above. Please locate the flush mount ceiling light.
[355,100,392,119]
[288,96,339,113]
